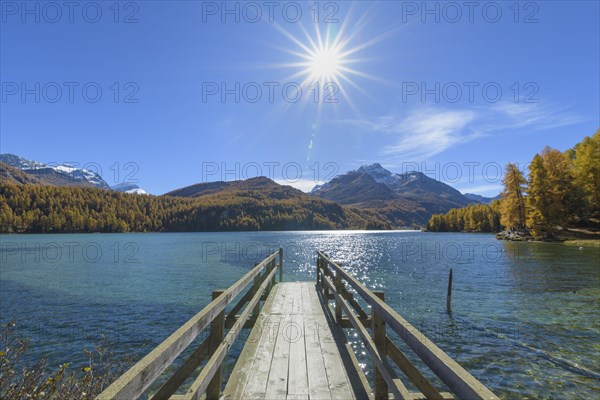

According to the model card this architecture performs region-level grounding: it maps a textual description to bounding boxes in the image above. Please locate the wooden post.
[319,258,323,286]
[446,268,453,314]
[320,258,327,297]
[265,260,273,293]
[278,247,283,283]
[207,289,225,400]
[372,291,388,400]
[316,256,321,285]
[252,263,261,319]
[267,260,273,291]
[334,270,342,324]
[322,254,328,298]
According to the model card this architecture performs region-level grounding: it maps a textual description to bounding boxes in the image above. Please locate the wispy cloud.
[337,101,583,161]
[275,178,324,193]
[381,109,478,158]
[337,108,479,159]
[456,184,504,196]
[489,102,584,131]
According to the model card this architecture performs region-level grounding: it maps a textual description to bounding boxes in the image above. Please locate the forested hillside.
[0,179,391,233]
[426,202,501,233]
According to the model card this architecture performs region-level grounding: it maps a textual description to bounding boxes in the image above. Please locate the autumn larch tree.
[500,163,527,229]
[572,130,600,218]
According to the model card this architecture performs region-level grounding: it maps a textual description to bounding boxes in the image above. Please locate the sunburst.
[260,6,397,160]
[272,14,385,107]
[279,19,374,105]
[307,45,344,83]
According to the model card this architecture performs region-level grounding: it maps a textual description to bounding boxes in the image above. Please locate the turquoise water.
[1,232,598,399]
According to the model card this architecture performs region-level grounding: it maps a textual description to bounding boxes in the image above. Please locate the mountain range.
[463,193,502,205]
[311,163,480,226]
[1,154,499,229]
[0,154,146,194]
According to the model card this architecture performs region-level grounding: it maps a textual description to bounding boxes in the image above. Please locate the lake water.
[1,232,598,399]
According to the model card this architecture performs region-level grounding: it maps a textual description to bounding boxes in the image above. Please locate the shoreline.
[562,239,600,248]
[423,228,600,248]
[495,228,600,248]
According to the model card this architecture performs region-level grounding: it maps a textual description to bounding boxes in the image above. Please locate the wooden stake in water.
[446,268,453,313]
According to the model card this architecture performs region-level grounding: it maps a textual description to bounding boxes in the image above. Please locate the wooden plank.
[321,279,370,328]
[386,338,445,400]
[338,333,374,400]
[316,257,321,285]
[372,291,388,400]
[338,316,371,329]
[221,314,268,400]
[314,283,372,399]
[317,251,498,400]
[252,271,261,318]
[340,285,369,320]
[98,251,279,400]
[301,283,332,400]
[150,339,210,400]
[222,284,282,399]
[278,247,283,283]
[226,282,378,400]
[334,272,342,323]
[291,282,303,315]
[226,274,254,320]
[206,290,225,400]
[241,284,285,399]
[225,270,270,319]
[313,285,372,400]
[242,314,282,399]
[322,274,411,400]
[287,286,308,398]
[409,392,454,399]
[271,259,277,288]
[307,284,355,400]
[224,315,257,330]
[182,265,278,400]
[265,284,294,399]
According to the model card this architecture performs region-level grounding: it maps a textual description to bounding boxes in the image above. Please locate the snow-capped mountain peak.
[111,182,147,194]
[0,154,47,170]
[310,183,324,193]
[54,164,110,188]
[1,153,110,190]
[357,163,403,186]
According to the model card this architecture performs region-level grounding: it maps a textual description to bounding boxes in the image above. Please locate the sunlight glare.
[309,46,343,81]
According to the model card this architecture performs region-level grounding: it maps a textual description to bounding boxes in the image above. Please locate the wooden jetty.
[97,249,498,400]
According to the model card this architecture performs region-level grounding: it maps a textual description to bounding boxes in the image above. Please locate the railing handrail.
[97,249,282,400]
[317,250,498,400]
[181,259,278,400]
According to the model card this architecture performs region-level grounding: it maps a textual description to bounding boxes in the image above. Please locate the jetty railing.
[97,248,283,400]
[316,250,498,400]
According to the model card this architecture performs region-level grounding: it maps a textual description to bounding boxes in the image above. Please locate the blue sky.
[1,1,598,196]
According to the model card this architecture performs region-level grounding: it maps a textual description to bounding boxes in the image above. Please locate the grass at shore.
[554,226,600,245]
[556,226,600,247]
[495,225,600,246]
[563,239,600,248]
